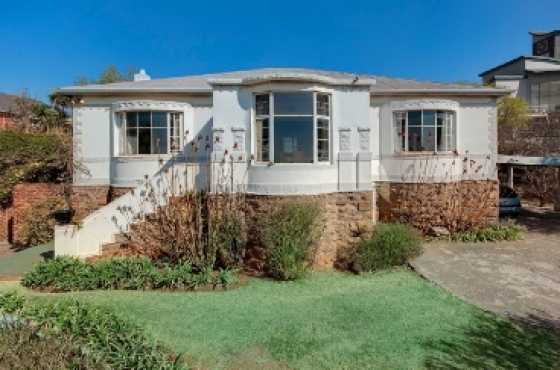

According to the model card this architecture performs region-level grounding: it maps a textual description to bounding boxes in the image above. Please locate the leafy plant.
[0,130,75,207]
[260,201,322,280]
[0,293,182,369]
[18,197,65,247]
[0,321,96,369]
[353,223,422,272]
[452,221,526,242]
[21,256,236,292]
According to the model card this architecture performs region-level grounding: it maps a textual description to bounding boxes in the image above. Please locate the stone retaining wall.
[377,180,499,233]
[244,191,375,270]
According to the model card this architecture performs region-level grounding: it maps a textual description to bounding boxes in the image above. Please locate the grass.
[0,241,52,279]
[1,270,558,369]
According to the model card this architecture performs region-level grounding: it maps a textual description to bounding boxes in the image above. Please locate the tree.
[75,65,137,85]
[498,95,560,207]
[497,96,529,128]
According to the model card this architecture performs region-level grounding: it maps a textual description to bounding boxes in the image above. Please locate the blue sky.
[1,0,559,101]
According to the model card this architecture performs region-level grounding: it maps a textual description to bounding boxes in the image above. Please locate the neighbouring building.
[480,30,560,115]
[0,93,19,130]
[53,68,508,267]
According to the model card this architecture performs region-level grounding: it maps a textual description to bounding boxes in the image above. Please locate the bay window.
[394,110,456,153]
[116,111,183,155]
[254,92,331,163]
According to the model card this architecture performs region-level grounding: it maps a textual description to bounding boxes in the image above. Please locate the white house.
[54,68,508,267]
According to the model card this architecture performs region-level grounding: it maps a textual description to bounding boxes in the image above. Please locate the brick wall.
[0,112,14,130]
[377,180,499,233]
[71,186,134,220]
[0,183,64,243]
[245,191,375,270]
[0,184,135,243]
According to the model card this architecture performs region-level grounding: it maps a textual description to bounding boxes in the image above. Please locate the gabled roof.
[479,55,560,78]
[55,67,508,96]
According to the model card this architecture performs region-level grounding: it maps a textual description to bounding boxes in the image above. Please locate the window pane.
[317,118,329,162]
[408,127,422,151]
[448,113,457,151]
[422,127,436,151]
[152,112,167,128]
[274,92,313,115]
[152,128,167,154]
[138,112,151,128]
[256,94,270,115]
[126,112,137,128]
[256,118,270,162]
[170,138,181,153]
[408,111,422,126]
[423,110,436,126]
[138,129,151,154]
[436,111,445,152]
[170,113,181,137]
[394,112,406,152]
[274,116,313,163]
[126,128,138,154]
[317,94,330,116]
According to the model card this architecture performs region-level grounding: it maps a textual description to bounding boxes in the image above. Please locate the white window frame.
[116,111,184,157]
[393,109,456,154]
[253,91,331,164]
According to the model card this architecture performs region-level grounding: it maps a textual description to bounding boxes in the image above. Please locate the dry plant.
[116,136,248,271]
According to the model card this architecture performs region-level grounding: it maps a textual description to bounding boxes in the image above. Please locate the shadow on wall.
[423,312,560,369]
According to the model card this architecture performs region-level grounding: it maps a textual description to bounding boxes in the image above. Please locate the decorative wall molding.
[338,128,352,152]
[357,127,371,152]
[389,99,459,111]
[112,100,190,112]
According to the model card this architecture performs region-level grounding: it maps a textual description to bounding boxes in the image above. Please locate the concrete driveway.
[411,207,560,327]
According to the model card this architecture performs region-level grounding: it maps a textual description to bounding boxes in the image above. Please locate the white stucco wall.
[73,89,498,193]
[372,96,497,183]
[73,94,212,188]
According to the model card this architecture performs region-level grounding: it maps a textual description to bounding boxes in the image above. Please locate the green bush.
[0,293,182,369]
[21,256,236,292]
[353,223,422,272]
[18,197,65,247]
[0,321,96,369]
[260,201,322,280]
[452,221,526,242]
[0,130,71,206]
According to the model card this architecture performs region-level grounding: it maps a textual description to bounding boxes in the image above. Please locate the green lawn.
[0,241,52,279]
[1,270,558,369]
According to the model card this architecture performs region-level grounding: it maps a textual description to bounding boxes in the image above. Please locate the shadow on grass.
[424,313,560,369]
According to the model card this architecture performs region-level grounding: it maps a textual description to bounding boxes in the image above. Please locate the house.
[0,93,19,130]
[480,30,560,114]
[53,68,508,267]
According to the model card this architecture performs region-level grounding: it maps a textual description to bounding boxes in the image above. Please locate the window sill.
[391,152,459,159]
[250,161,334,168]
[113,154,183,161]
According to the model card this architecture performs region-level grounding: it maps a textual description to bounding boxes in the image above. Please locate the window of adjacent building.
[531,80,560,112]
[393,110,456,153]
[116,111,183,155]
[254,92,331,164]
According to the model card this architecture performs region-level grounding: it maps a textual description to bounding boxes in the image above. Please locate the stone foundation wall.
[377,180,498,233]
[244,191,375,270]
[0,183,64,243]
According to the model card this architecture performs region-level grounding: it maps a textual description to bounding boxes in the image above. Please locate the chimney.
[134,69,151,81]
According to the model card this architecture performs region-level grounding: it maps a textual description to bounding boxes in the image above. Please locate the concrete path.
[411,207,560,327]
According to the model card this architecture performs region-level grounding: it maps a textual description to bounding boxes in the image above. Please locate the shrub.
[123,190,247,271]
[0,130,72,207]
[18,197,65,247]
[260,201,322,280]
[353,223,422,272]
[452,221,526,242]
[0,293,182,369]
[0,321,96,369]
[21,256,235,292]
[21,256,98,291]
